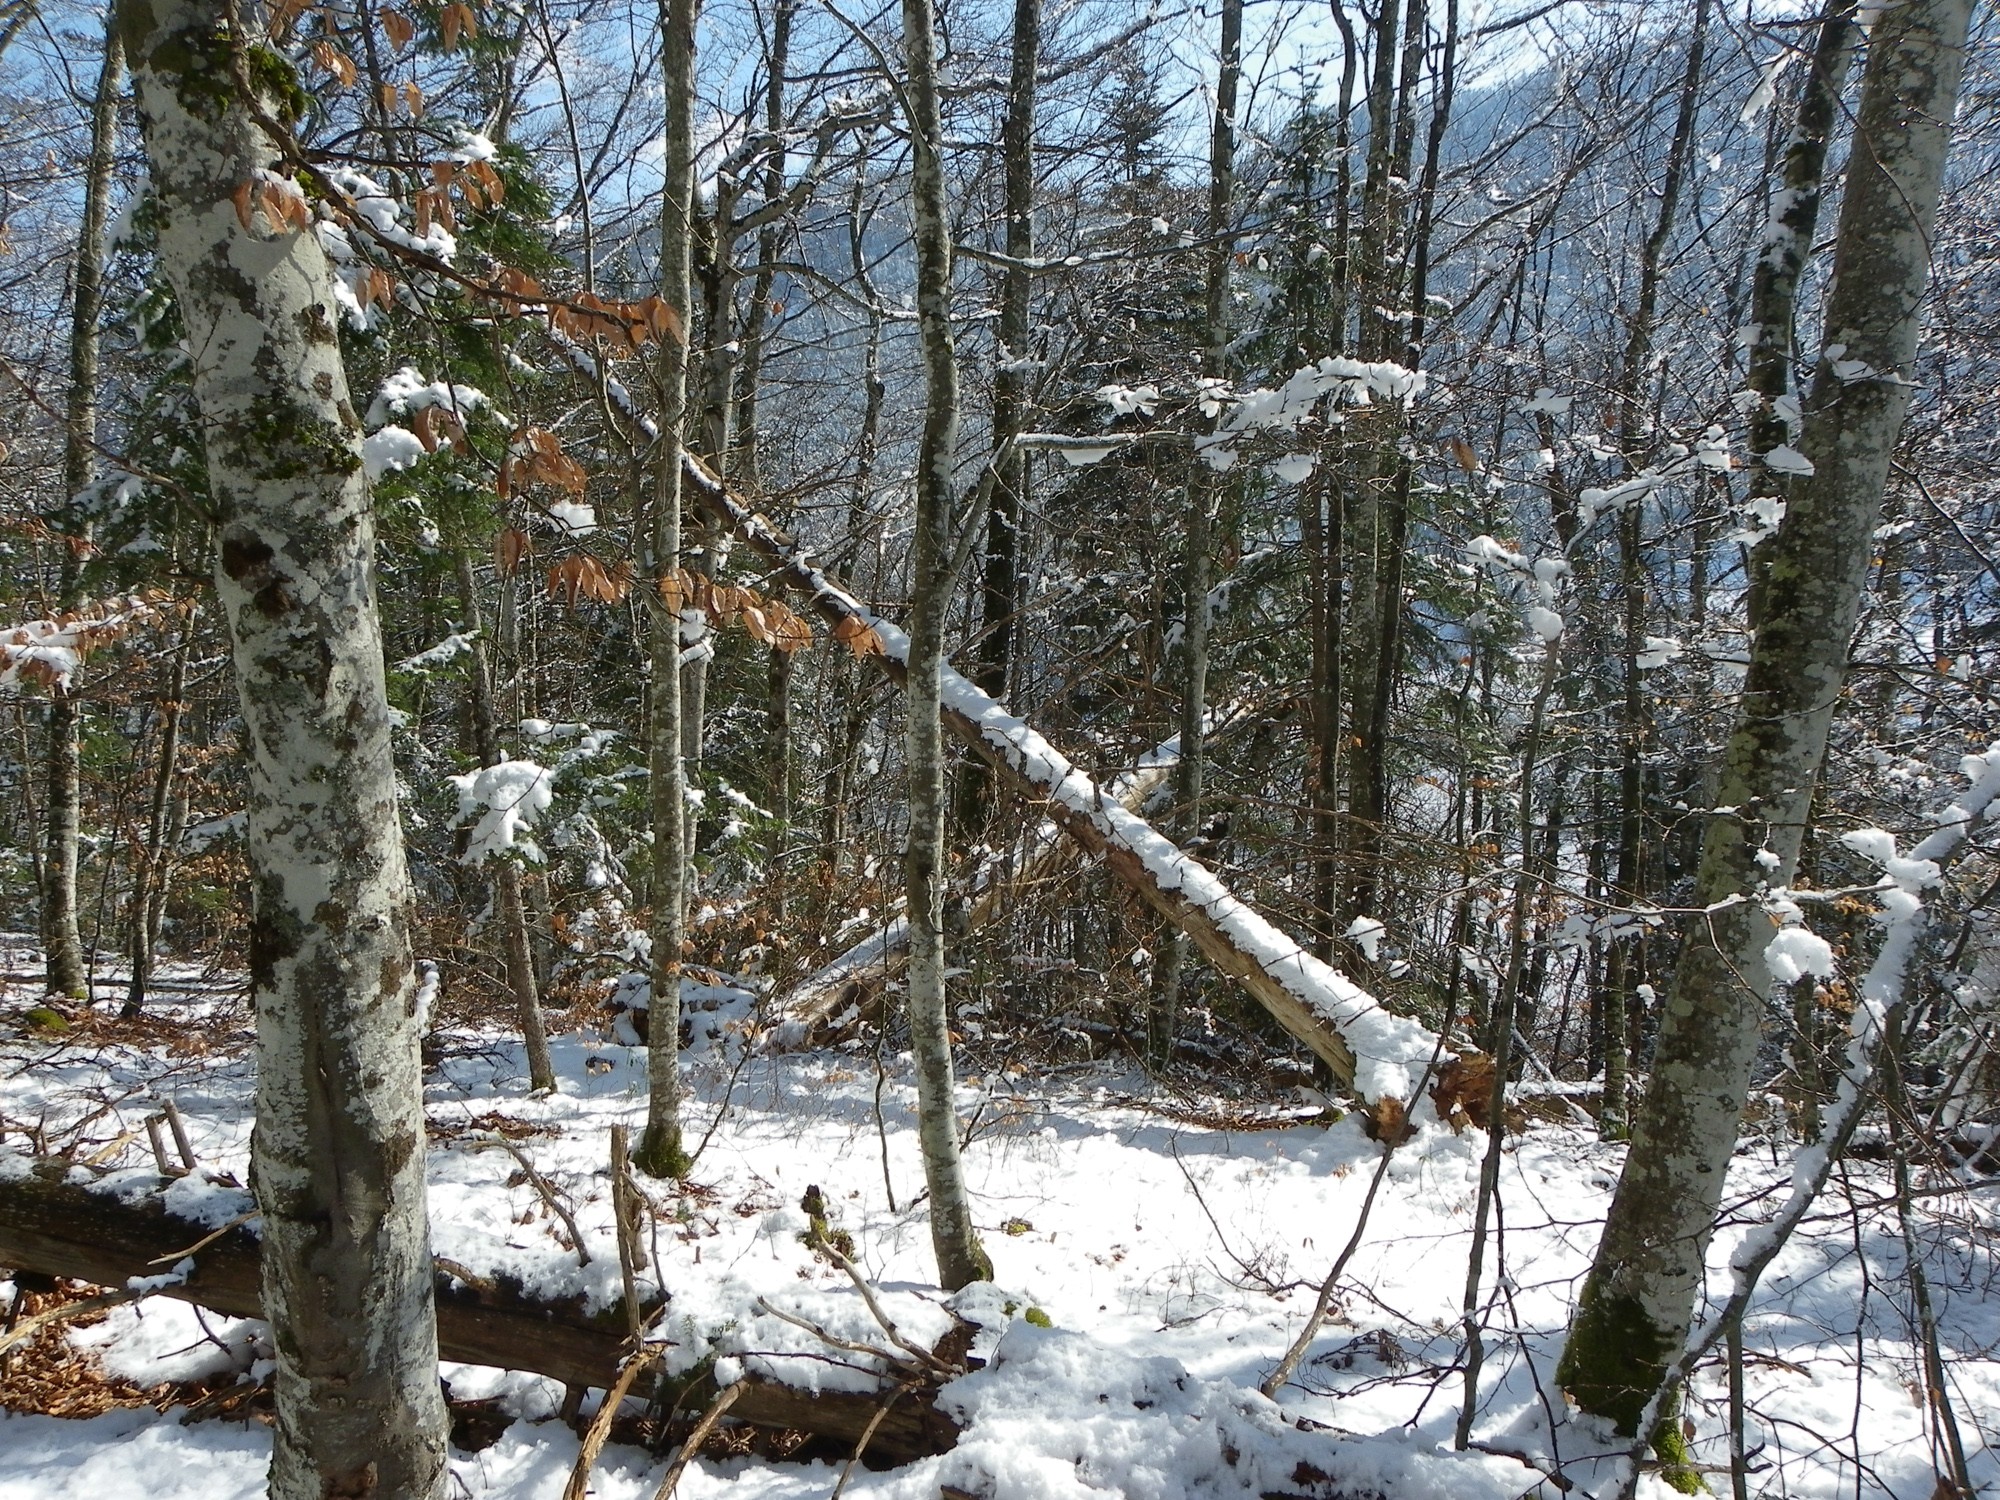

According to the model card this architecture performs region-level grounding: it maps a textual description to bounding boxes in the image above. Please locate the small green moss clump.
[23,1006,69,1033]
[800,1184,857,1262]
[1022,1306,1052,1328]
[1651,1412,1706,1495]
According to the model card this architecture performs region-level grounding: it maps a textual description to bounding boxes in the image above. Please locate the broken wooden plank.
[681,455,1446,1106]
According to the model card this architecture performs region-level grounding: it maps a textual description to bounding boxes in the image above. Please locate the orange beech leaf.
[496,267,543,302]
[312,41,357,87]
[410,406,440,453]
[381,8,415,49]
[471,161,505,206]
[232,181,256,232]
[658,569,690,612]
[268,0,315,34]
[402,82,424,117]
[831,614,885,659]
[495,527,530,577]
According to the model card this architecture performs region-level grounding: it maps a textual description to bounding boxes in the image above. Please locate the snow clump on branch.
[452,760,555,864]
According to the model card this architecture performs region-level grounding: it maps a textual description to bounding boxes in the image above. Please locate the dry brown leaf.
[434,408,468,453]
[471,160,505,206]
[268,0,315,35]
[766,601,812,652]
[231,181,256,233]
[496,267,543,302]
[311,40,357,88]
[495,527,530,577]
[1450,436,1479,474]
[831,614,884,659]
[381,8,415,49]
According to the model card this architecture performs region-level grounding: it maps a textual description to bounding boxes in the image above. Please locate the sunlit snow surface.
[3,947,1996,1500]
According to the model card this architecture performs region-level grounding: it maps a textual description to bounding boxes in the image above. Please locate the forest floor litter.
[1,944,1994,1500]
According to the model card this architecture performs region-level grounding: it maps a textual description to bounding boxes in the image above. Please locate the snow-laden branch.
[0,594,167,693]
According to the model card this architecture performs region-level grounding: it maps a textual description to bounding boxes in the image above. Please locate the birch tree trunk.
[638,0,701,1181]
[120,1,450,1493]
[900,0,991,1291]
[1558,0,1972,1456]
[1744,0,1859,617]
[40,15,122,1001]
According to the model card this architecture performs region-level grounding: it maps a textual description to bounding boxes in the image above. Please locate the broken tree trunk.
[0,1156,963,1463]
[680,456,1444,1108]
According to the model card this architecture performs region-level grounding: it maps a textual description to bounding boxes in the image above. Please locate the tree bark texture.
[898,0,991,1292]
[1744,0,1859,619]
[639,0,700,1182]
[956,0,1039,838]
[1152,0,1238,1063]
[119,2,451,1493]
[1559,0,1973,1440]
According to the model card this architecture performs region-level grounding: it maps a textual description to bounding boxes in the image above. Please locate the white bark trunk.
[40,16,121,1001]
[120,1,448,1492]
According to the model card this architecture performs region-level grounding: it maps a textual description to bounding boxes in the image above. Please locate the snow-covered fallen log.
[682,456,1445,1106]
[0,1154,962,1462]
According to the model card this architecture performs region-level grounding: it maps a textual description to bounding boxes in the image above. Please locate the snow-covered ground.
[2,953,1995,1500]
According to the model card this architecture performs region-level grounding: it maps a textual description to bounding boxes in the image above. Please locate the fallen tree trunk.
[775,722,1223,1042]
[0,1156,962,1463]
[683,456,1444,1107]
